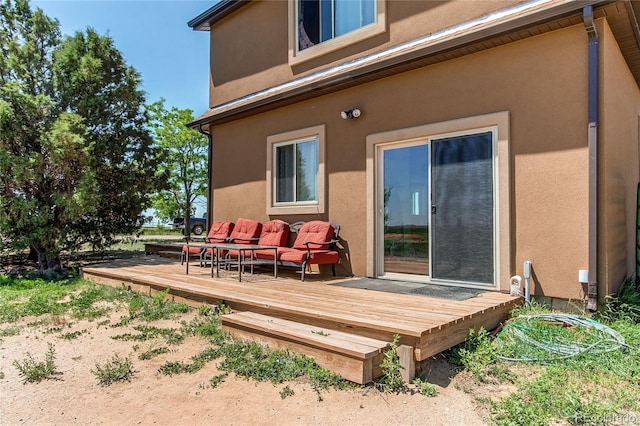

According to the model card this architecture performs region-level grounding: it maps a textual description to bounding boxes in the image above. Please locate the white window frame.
[288,0,386,66]
[267,125,325,215]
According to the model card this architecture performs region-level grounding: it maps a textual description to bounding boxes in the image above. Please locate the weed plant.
[412,378,437,397]
[158,347,220,375]
[376,334,407,393]
[182,310,229,344]
[112,325,184,345]
[12,343,57,383]
[127,289,189,321]
[59,330,86,340]
[448,328,506,384]
[279,385,295,399]
[209,372,228,389]
[597,276,640,324]
[92,354,134,386]
[138,347,170,360]
[0,325,20,337]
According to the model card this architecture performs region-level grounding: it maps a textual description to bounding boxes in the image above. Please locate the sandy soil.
[0,309,491,426]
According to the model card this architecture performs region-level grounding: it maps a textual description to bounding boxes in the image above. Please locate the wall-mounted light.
[340,107,361,120]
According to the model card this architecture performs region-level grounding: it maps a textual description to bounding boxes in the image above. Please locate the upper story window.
[297,0,376,52]
[289,0,386,65]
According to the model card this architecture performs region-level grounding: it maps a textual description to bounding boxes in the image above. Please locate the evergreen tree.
[0,0,166,270]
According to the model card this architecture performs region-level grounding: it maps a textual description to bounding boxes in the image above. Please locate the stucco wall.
[209,0,525,107]
[599,19,640,296]
[209,24,592,299]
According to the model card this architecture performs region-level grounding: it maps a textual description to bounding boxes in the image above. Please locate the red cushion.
[182,245,204,255]
[258,220,289,247]
[229,218,262,245]
[205,221,234,243]
[279,248,339,265]
[292,221,335,250]
[254,248,282,260]
[205,248,227,257]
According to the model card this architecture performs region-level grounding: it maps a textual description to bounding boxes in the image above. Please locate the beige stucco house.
[187,0,640,307]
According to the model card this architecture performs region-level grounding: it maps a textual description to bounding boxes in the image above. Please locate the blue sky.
[32,0,214,115]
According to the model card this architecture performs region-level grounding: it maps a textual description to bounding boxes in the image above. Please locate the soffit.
[190,0,640,128]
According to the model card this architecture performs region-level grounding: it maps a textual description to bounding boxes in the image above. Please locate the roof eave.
[188,0,250,31]
[189,0,616,128]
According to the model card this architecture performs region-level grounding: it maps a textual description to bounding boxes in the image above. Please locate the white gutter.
[190,0,604,126]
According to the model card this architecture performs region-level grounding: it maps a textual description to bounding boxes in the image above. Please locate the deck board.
[81,256,521,362]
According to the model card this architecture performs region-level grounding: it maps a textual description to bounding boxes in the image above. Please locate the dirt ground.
[0,308,493,426]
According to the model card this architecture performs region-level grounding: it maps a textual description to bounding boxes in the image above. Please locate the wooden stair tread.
[222,311,389,359]
[158,251,181,259]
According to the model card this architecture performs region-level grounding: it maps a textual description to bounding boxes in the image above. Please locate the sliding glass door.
[378,131,495,286]
[382,144,430,275]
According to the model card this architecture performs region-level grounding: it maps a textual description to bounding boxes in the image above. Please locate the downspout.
[197,124,213,230]
[583,6,599,311]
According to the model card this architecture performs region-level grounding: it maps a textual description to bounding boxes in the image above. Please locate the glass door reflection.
[382,144,429,276]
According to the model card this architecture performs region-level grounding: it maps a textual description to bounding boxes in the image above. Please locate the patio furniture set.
[181,218,340,282]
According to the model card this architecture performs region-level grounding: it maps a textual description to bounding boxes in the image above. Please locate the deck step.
[221,311,389,384]
[157,250,182,259]
[144,243,182,255]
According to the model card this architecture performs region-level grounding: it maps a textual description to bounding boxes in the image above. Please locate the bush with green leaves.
[127,289,189,321]
[412,377,437,397]
[597,276,640,324]
[376,334,407,393]
[92,354,134,386]
[12,343,57,383]
[448,327,499,383]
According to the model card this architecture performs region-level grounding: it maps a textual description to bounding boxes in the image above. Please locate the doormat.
[330,278,483,301]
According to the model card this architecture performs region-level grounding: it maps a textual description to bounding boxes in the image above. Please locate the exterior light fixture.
[340,107,361,120]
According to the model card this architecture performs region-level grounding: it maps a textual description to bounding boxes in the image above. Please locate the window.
[267,125,325,214]
[289,0,386,64]
[274,138,318,203]
[297,0,376,52]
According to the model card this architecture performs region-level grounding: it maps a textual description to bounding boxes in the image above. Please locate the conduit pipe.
[583,6,599,311]
[524,261,532,304]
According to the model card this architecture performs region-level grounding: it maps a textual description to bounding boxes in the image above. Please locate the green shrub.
[412,377,437,396]
[598,276,640,324]
[92,354,134,386]
[377,334,407,393]
[12,343,57,383]
[448,328,497,383]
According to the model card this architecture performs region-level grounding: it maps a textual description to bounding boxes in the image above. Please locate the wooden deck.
[81,256,521,383]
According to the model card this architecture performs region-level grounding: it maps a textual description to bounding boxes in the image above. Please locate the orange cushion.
[204,248,227,257]
[229,218,262,245]
[292,221,334,250]
[254,248,282,260]
[205,221,234,243]
[182,245,204,255]
[279,248,339,265]
[258,220,289,247]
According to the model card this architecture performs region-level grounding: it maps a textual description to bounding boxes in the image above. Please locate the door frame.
[365,112,512,291]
